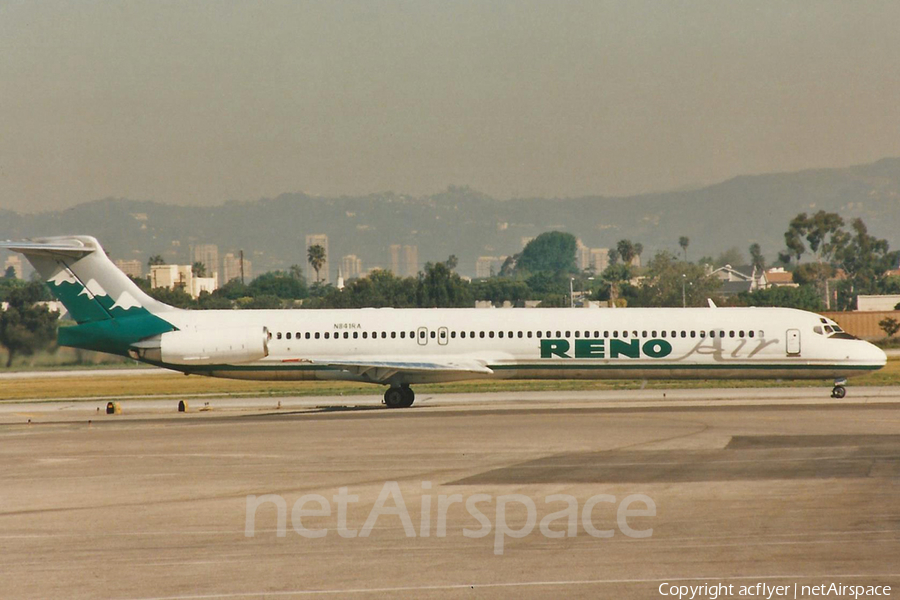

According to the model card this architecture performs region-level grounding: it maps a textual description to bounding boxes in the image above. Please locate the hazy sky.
[2,1,900,212]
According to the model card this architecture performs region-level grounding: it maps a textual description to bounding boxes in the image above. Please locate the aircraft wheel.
[399,386,415,408]
[384,387,405,408]
[831,385,846,399]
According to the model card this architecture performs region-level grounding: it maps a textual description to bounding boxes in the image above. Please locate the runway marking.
[116,573,900,600]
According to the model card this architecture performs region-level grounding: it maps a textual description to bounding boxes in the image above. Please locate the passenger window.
[460,331,465,338]
[451,331,456,339]
[622,330,628,338]
[680,331,686,338]
[758,330,763,337]
[508,331,514,338]
[546,331,552,338]
[671,331,677,338]
[440,330,446,339]
[739,331,744,338]
[277,332,282,340]
[498,331,504,338]
[632,331,638,338]
[305,333,311,339]
[729,331,735,338]
[430,331,436,339]
[661,331,666,338]
[344,332,349,339]
[489,331,495,338]
[690,331,696,338]
[527,331,532,338]
[574,330,581,338]
[315,332,320,339]
[324,332,329,339]
[651,331,657,337]
[642,331,648,338]
[288,332,293,340]
[362,332,367,339]
[353,332,358,339]
[480,331,486,339]
[604,331,609,338]
[399,331,405,339]
[518,331,523,338]
[613,331,618,338]
[536,331,542,338]
[699,330,706,338]
[748,331,755,338]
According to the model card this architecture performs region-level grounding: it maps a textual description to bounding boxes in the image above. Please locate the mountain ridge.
[2,158,899,279]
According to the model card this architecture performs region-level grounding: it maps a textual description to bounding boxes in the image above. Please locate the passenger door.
[786,329,801,355]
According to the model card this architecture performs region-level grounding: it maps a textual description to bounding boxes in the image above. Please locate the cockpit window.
[813,326,823,335]
[824,325,834,333]
[830,332,858,340]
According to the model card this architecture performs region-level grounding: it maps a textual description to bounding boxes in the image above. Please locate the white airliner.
[1,236,886,407]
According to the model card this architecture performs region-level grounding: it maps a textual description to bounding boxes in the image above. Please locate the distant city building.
[589,248,609,273]
[576,240,591,271]
[3,255,23,279]
[223,252,252,284]
[475,256,506,279]
[151,264,218,299]
[192,244,220,280]
[341,254,363,280]
[403,245,418,277]
[114,259,143,279]
[389,244,418,277]
[305,234,330,283]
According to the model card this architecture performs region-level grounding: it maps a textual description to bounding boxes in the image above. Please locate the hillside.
[2,158,899,279]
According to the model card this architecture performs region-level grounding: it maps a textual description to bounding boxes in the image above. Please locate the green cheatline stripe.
[168,362,881,373]
[489,363,881,372]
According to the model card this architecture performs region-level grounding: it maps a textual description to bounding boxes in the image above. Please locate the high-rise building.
[114,259,143,279]
[223,252,252,284]
[475,256,505,279]
[576,240,591,271]
[3,255,23,279]
[389,244,402,275]
[341,254,363,280]
[192,244,219,280]
[305,234,330,283]
[389,244,418,277]
[589,248,610,273]
[402,245,418,277]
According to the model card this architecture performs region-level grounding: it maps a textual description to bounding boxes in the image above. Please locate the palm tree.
[147,254,165,267]
[289,264,304,281]
[678,236,690,261]
[192,261,207,278]
[307,244,326,282]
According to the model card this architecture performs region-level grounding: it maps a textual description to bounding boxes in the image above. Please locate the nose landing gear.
[831,378,847,399]
[383,385,415,408]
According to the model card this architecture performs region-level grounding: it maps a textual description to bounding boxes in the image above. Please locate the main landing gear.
[831,378,847,399]
[383,385,415,408]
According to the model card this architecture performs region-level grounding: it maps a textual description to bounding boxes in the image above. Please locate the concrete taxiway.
[1,388,898,599]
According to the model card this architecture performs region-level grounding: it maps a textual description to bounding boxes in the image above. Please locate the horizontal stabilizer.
[0,239,94,258]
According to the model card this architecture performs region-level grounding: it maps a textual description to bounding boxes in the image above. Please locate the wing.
[285,356,493,384]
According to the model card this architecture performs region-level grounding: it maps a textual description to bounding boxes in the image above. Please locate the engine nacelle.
[133,327,269,365]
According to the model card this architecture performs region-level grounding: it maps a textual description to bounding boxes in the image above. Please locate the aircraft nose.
[865,341,888,367]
